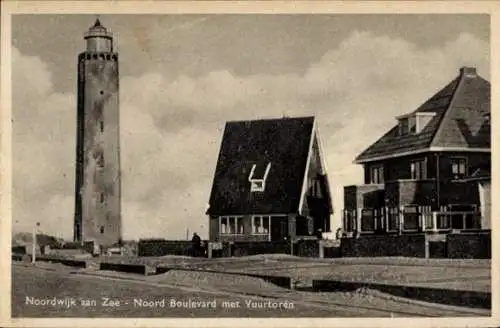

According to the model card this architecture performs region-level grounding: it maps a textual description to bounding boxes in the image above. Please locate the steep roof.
[355,67,490,163]
[207,116,317,216]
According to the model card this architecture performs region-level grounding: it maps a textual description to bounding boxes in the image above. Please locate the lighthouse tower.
[74,19,121,247]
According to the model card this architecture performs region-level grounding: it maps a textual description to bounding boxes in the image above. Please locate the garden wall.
[294,239,319,257]
[447,231,491,259]
[231,241,291,257]
[137,239,206,257]
[340,234,427,257]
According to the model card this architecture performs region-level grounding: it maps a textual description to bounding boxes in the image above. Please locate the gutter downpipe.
[436,153,441,210]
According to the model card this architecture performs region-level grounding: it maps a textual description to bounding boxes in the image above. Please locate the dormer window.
[397,112,436,135]
[248,162,271,192]
[398,118,408,135]
[251,180,264,190]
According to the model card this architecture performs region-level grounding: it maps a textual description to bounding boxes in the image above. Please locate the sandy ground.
[11,262,490,318]
[94,254,491,293]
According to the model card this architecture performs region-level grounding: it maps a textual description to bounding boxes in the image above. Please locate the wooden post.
[268,217,271,242]
[288,214,296,255]
[418,206,424,232]
[207,242,213,259]
[424,236,430,259]
[432,212,438,232]
[32,226,37,264]
[384,206,389,233]
[356,208,362,236]
[398,206,404,235]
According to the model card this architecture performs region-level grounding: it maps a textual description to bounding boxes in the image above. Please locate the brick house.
[206,116,333,242]
[343,67,491,235]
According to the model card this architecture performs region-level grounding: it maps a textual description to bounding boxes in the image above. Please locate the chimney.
[460,66,477,78]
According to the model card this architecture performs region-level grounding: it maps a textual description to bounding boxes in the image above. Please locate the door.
[270,216,288,241]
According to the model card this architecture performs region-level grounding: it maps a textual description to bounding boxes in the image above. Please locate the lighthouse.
[74,19,121,247]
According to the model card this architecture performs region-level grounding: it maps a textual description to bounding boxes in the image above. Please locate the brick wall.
[447,232,491,259]
[364,154,433,183]
[137,240,204,257]
[340,234,427,257]
[344,184,385,210]
[437,152,490,181]
[231,241,291,257]
[428,241,447,258]
[295,239,319,257]
[385,180,436,206]
[440,180,480,205]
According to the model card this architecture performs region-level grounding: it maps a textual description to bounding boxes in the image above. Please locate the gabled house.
[206,116,333,242]
[343,67,491,235]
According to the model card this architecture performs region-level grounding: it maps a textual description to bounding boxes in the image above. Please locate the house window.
[370,165,384,184]
[403,205,419,231]
[410,159,426,180]
[220,217,228,234]
[248,163,271,192]
[100,226,104,234]
[360,209,374,232]
[450,158,467,179]
[251,180,264,191]
[252,216,270,234]
[388,207,399,232]
[100,192,105,204]
[343,210,356,232]
[399,118,409,135]
[220,216,244,235]
[422,206,434,230]
[448,204,479,230]
[398,115,419,135]
[374,208,384,231]
[309,178,322,197]
[408,116,416,133]
[100,120,104,132]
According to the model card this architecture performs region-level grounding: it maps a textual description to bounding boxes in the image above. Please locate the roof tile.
[207,116,315,215]
[356,68,490,162]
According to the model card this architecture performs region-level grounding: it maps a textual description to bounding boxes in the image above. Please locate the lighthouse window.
[100,120,104,132]
[100,90,104,95]
[100,226,105,234]
[96,150,104,168]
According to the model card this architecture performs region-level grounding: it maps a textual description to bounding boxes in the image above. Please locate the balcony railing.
[430,211,481,231]
[342,206,482,234]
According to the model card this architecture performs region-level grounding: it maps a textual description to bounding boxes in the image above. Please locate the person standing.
[191,232,201,257]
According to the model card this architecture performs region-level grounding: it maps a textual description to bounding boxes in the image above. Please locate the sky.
[11,14,490,240]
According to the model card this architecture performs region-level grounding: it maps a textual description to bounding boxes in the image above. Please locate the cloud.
[12,31,489,240]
